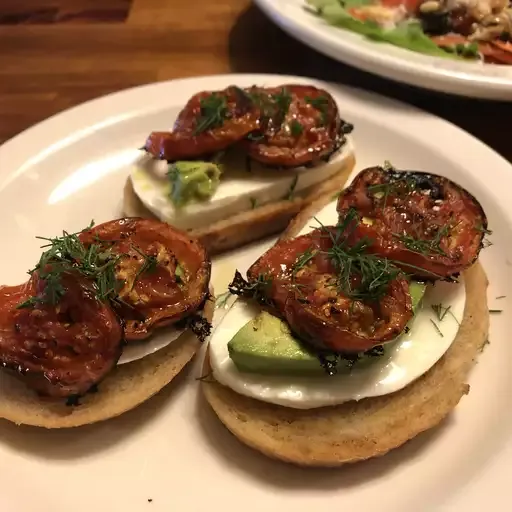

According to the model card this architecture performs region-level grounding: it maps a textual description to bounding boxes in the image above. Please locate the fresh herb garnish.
[305,95,329,126]
[430,319,444,337]
[290,120,304,136]
[489,309,503,314]
[193,94,230,135]
[228,270,273,306]
[131,245,158,289]
[175,263,185,284]
[292,247,316,275]
[393,224,449,257]
[17,223,157,310]
[271,87,292,124]
[431,303,451,321]
[475,223,492,235]
[249,196,258,209]
[247,132,265,142]
[319,209,402,301]
[215,291,231,309]
[431,302,460,325]
[285,174,299,200]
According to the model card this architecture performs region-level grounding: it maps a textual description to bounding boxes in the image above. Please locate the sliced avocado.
[227,281,426,375]
[167,161,222,206]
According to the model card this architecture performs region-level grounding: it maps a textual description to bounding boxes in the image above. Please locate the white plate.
[0,74,510,512]
[254,0,512,100]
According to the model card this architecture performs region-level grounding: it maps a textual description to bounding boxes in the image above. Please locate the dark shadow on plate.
[194,386,453,490]
[227,4,510,160]
[0,362,193,460]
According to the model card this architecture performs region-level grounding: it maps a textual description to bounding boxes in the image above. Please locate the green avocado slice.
[227,281,426,375]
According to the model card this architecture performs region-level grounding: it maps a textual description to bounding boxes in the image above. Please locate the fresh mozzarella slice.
[208,199,466,409]
[130,138,354,230]
[118,328,184,365]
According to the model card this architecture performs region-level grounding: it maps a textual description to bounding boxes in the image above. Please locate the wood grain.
[0,0,510,162]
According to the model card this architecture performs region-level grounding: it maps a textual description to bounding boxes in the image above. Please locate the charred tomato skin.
[243,84,348,168]
[0,273,123,398]
[247,229,413,353]
[336,167,488,279]
[144,86,260,161]
[79,218,211,340]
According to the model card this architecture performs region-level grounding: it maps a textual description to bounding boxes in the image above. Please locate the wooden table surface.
[0,0,510,161]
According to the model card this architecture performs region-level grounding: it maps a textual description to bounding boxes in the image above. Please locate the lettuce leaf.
[306,0,458,59]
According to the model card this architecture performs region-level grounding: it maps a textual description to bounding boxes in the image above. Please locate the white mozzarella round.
[130,138,354,230]
[117,328,184,365]
[208,200,466,409]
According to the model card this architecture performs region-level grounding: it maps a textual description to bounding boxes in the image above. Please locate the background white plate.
[254,0,512,100]
[0,74,511,512]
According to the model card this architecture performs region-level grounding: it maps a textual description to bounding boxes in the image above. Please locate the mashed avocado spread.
[167,161,222,206]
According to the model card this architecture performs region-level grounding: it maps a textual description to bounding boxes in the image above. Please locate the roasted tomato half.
[243,84,349,168]
[0,272,123,398]
[144,86,260,161]
[246,228,412,353]
[79,218,211,340]
[336,167,487,279]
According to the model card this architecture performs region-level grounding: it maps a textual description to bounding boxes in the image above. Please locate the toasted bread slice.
[122,152,355,256]
[201,189,490,467]
[0,292,214,429]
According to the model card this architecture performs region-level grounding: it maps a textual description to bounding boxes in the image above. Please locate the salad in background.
[306,0,512,63]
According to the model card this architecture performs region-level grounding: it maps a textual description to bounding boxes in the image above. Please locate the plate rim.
[254,0,512,100]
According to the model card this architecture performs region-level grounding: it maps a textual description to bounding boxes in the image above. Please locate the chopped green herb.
[430,319,444,337]
[215,291,231,309]
[196,371,215,383]
[290,120,304,136]
[305,95,329,125]
[292,247,316,274]
[249,197,258,209]
[131,245,158,289]
[247,132,265,142]
[393,224,449,257]
[228,270,274,306]
[193,94,230,135]
[271,87,292,123]
[17,225,126,309]
[285,174,299,200]
[489,309,503,314]
[431,303,451,321]
[431,302,460,325]
[475,223,492,235]
[175,262,185,284]
[320,209,402,302]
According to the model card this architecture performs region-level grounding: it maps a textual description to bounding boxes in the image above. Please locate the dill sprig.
[193,94,230,135]
[431,302,460,325]
[393,224,450,257]
[131,245,158,289]
[319,209,402,302]
[228,270,273,307]
[430,319,444,337]
[305,95,329,126]
[292,247,316,274]
[285,174,299,200]
[17,223,158,310]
